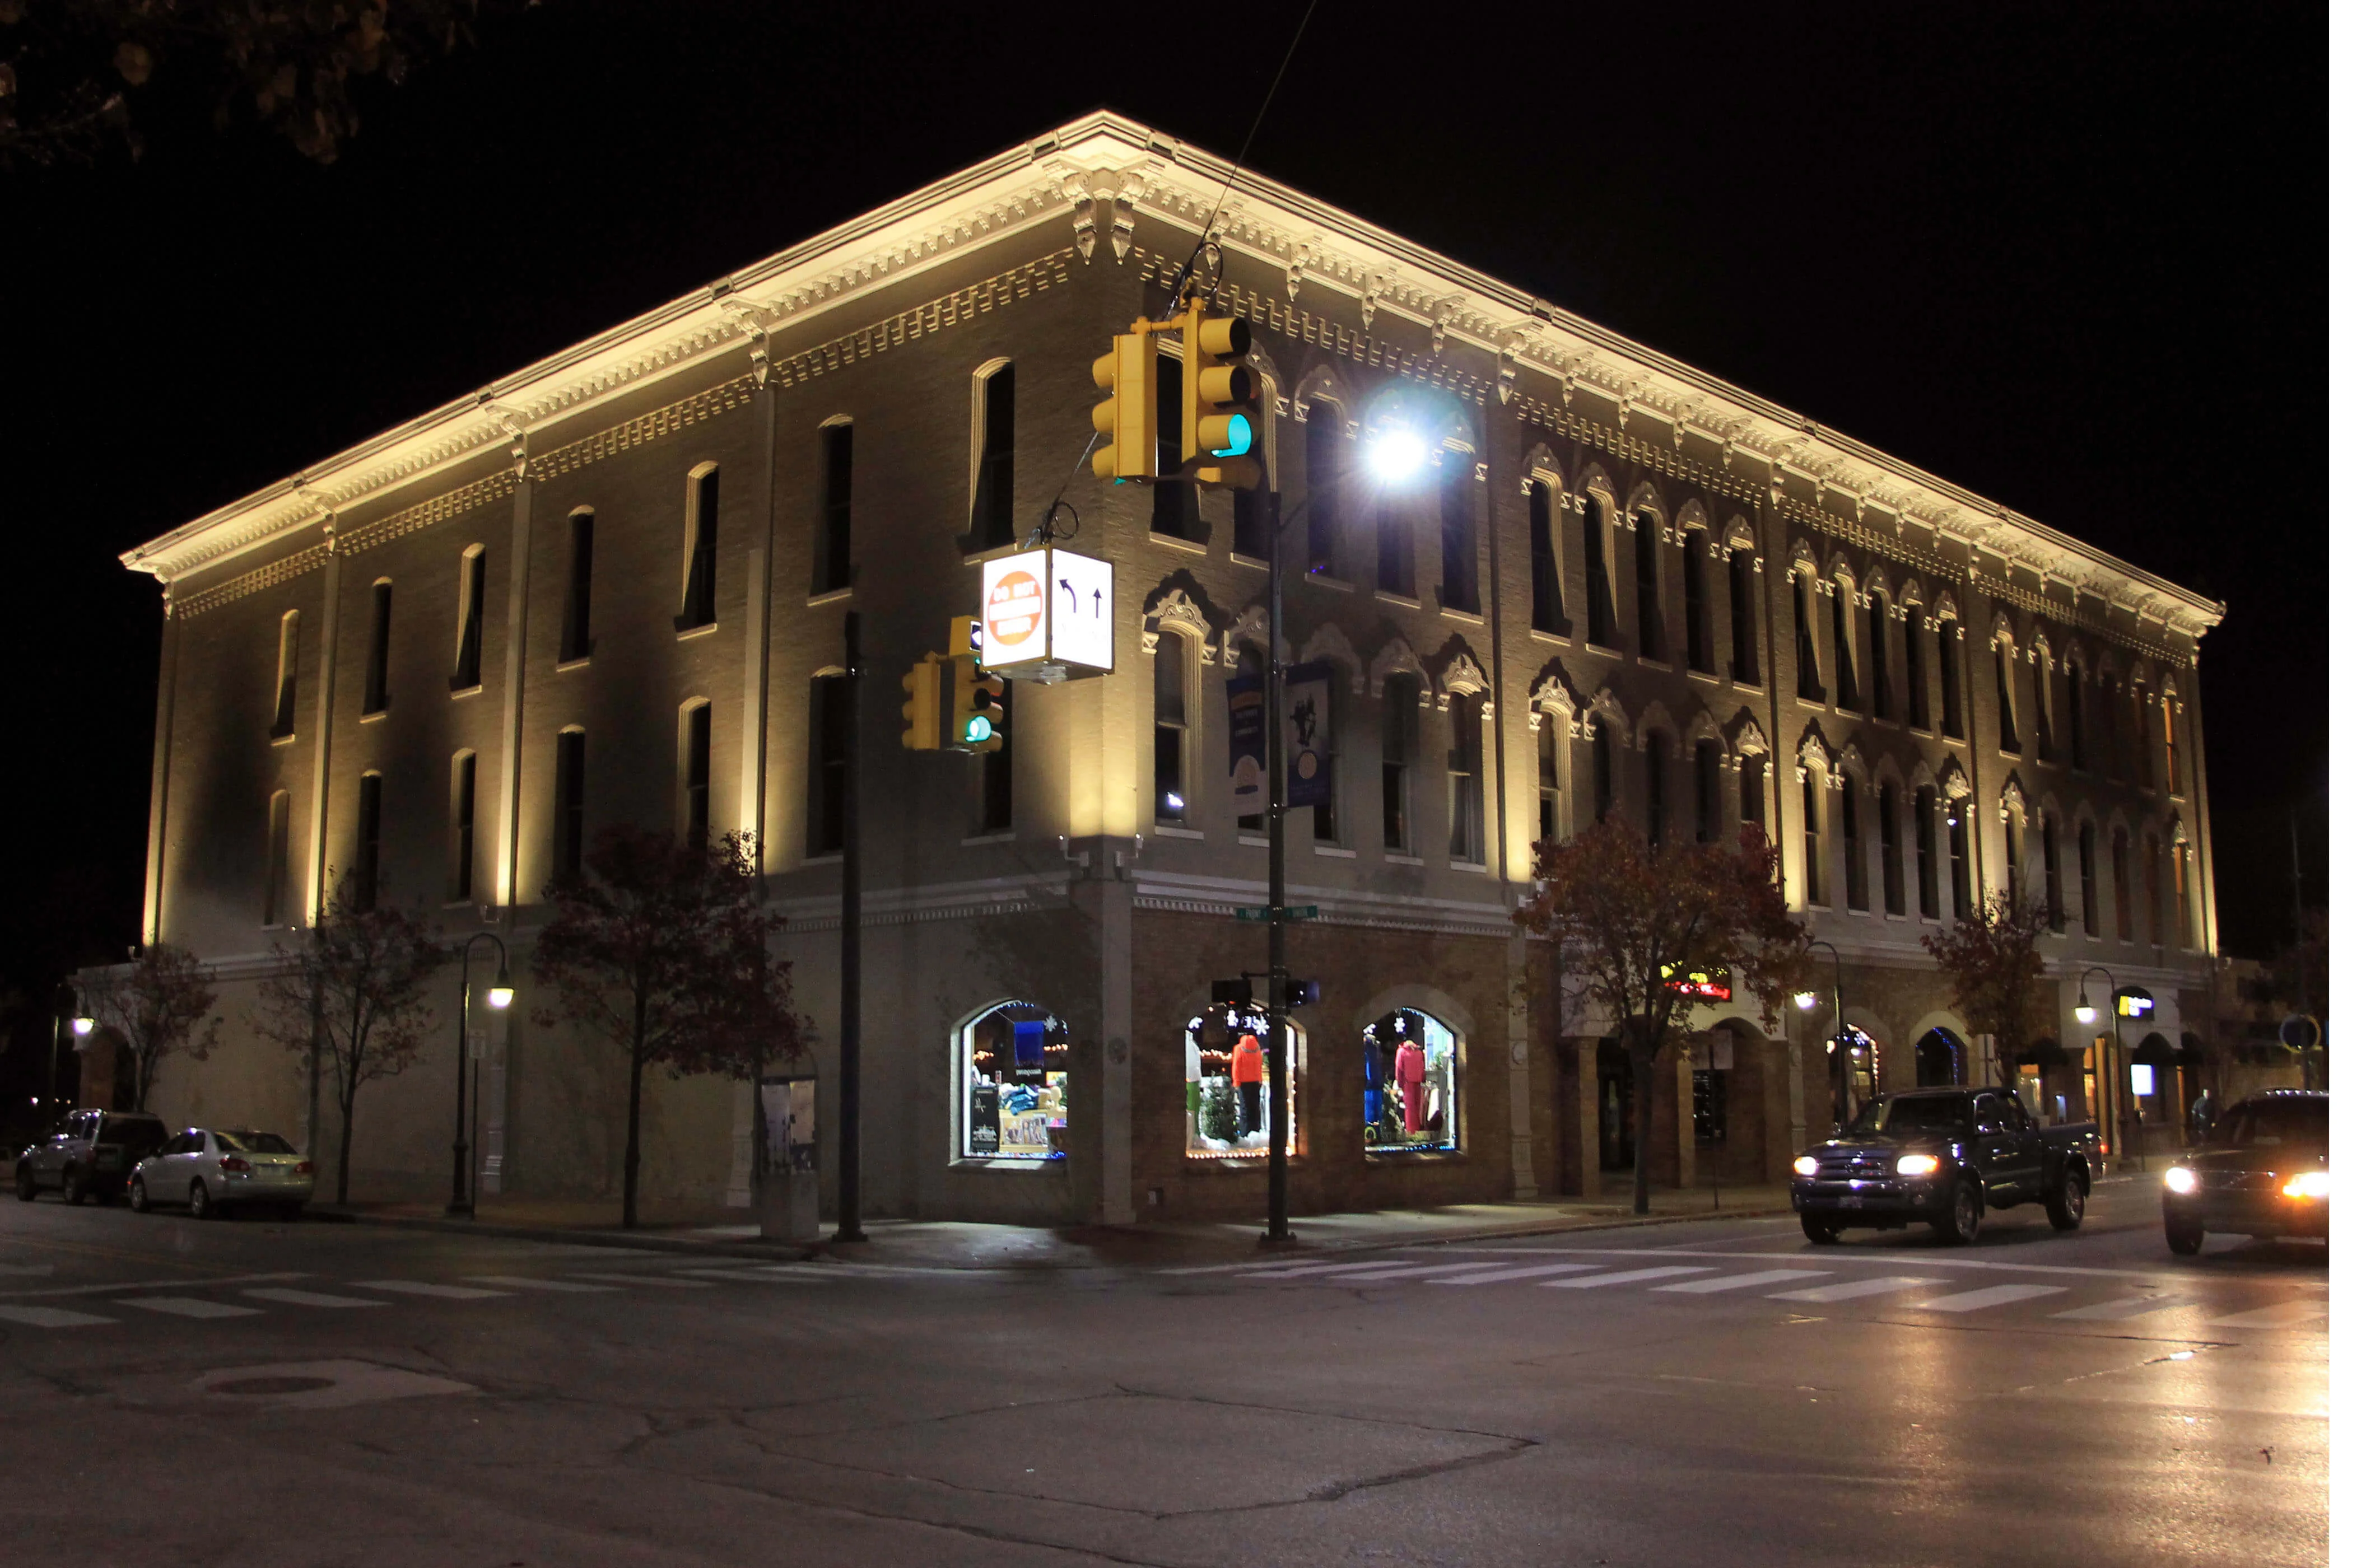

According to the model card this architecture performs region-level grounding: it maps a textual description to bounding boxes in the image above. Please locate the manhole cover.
[211,1376,337,1396]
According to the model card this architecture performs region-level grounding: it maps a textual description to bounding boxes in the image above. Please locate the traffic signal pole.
[1264,514,1293,1247]
[836,610,865,1242]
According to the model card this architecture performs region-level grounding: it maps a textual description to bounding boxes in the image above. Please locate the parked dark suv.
[13,1109,169,1203]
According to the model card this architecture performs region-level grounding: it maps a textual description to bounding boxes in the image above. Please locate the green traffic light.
[1213,414,1252,458]
[964,715,993,743]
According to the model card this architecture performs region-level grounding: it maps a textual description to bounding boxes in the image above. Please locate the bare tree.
[1921,891,2055,1071]
[254,874,441,1203]
[81,943,221,1111]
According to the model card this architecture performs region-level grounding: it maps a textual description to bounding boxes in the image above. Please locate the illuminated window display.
[958,1002,1068,1161]
[1184,1005,1301,1158]
[1364,1008,1459,1153]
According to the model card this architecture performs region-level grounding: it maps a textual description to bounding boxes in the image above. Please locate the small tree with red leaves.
[1518,820,1809,1215]
[1921,891,2055,1071]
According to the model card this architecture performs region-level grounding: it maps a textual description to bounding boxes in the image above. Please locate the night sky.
[1,2,2324,1053]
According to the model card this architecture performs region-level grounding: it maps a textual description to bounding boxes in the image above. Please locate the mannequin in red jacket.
[1394,1039,1426,1140]
[1231,1033,1264,1137]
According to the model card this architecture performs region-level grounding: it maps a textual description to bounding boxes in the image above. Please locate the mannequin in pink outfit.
[1394,1039,1426,1139]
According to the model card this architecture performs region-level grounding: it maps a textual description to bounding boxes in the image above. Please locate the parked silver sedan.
[129,1129,315,1219]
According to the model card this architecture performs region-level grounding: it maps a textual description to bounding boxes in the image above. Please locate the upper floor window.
[2066,665,2088,768]
[263,790,292,927]
[1375,470,1415,598]
[1948,798,1972,919]
[1682,530,1713,674]
[1880,782,1904,915]
[1439,454,1480,614]
[1592,727,1616,825]
[1582,494,1615,647]
[1832,581,1860,712]
[1739,753,1766,829]
[449,751,478,903]
[1633,514,1664,662]
[1446,692,1483,864]
[2032,651,2056,762]
[451,544,487,690]
[271,609,300,740]
[1693,741,1719,843]
[1381,674,1420,852]
[1529,482,1568,635]
[979,676,1015,836]
[807,675,850,856]
[1235,647,1268,834]
[816,422,853,595]
[1801,773,1825,906]
[2111,827,2133,941]
[2144,833,2164,945]
[1904,604,1930,729]
[1304,402,1343,577]
[362,581,392,715]
[1841,775,1868,911]
[1305,661,1343,845]
[1643,731,1669,848]
[1938,619,1964,739]
[2173,840,2193,946]
[1727,547,1759,684]
[1867,592,1892,720]
[561,510,595,664]
[2002,810,2024,909]
[2078,820,2098,936]
[555,729,587,878]
[682,701,712,847]
[2132,687,2156,790]
[1792,575,1824,702]
[1536,711,1563,843]
[1233,391,1276,562]
[2042,816,2064,932]
[1993,642,2020,754]
[2161,695,2181,795]
[1914,786,1940,918]
[679,465,720,630]
[1154,631,1191,825]
[972,365,1016,550]
[354,771,383,913]
[1152,353,1200,541]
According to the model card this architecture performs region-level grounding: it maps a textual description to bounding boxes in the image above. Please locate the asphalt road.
[0,1179,2327,1567]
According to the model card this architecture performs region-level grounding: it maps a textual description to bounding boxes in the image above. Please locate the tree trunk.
[622,1045,646,1230]
[748,1049,769,1210]
[1629,1032,1655,1215]
[335,1074,357,1206]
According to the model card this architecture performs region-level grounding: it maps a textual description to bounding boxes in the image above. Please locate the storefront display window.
[1364,1008,1459,1154]
[1184,1005,1301,1158]
[958,1002,1069,1162]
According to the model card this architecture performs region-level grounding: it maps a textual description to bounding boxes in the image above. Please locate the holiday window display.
[959,1003,1069,1161]
[1364,1008,1459,1152]
[1184,1005,1299,1158]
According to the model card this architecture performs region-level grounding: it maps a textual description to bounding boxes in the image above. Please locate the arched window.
[555,729,587,878]
[2132,685,2156,790]
[1739,752,1766,829]
[452,543,487,690]
[960,1001,1069,1162]
[1529,481,1568,635]
[1879,782,1904,914]
[1802,771,1825,906]
[814,419,853,595]
[1236,645,1268,833]
[561,509,595,663]
[971,365,1016,549]
[1947,795,1972,919]
[1633,512,1664,662]
[2173,839,2193,947]
[1304,660,1343,845]
[1644,731,1669,848]
[2066,662,2088,768]
[363,580,393,715]
[1904,604,1930,729]
[1693,740,1720,843]
[1938,618,1964,739]
[1185,1002,1298,1158]
[1841,774,1867,911]
[2111,827,2133,941]
[1447,692,1484,865]
[1154,631,1192,825]
[2078,821,2098,937]
[2032,648,2056,762]
[271,609,301,740]
[1582,494,1615,646]
[679,466,720,630]
[2161,695,2182,795]
[263,790,292,927]
[2002,806,2024,909]
[449,751,478,902]
[1832,578,1860,712]
[1152,351,1200,541]
[1375,458,1414,599]
[1916,1028,1966,1088]
[1727,545,1759,684]
[1536,711,1564,843]
[1439,449,1480,614]
[1792,572,1824,702]
[807,674,850,856]
[1592,725,1615,824]
[1914,786,1940,917]
[681,701,712,847]
[354,771,383,913]
[2042,815,2064,931]
[1364,1007,1459,1153]
[1304,401,1342,576]
[1682,529,1713,673]
[1381,673,1420,851]
[1994,640,2020,754]
[2144,833,2163,945]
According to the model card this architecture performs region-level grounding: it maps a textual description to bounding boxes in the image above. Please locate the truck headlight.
[1894,1154,1940,1178]
[1792,1155,1820,1177]
[2281,1170,2330,1200]
[2163,1165,2199,1195]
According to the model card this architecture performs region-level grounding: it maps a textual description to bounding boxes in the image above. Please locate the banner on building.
[1285,665,1331,809]
[1228,671,1266,818]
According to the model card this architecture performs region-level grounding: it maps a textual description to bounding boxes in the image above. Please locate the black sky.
[0,0,2325,1029]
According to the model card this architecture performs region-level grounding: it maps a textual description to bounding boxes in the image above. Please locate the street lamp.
[450,932,512,1218]
[1794,938,1848,1130]
[2074,963,2135,1172]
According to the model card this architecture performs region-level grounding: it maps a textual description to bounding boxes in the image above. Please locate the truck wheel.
[2165,1216,2205,1256]
[1800,1215,1843,1245]
[2044,1172,2086,1231]
[1935,1179,1982,1245]
[13,1165,35,1201]
[62,1168,88,1205]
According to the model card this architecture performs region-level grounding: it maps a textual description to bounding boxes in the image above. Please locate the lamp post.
[449,932,513,1218]
[2072,963,2134,1172]
[1794,938,1847,1131]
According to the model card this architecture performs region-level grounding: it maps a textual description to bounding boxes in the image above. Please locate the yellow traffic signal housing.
[1091,328,1157,481]
[900,657,942,750]
[1179,303,1260,487]
[953,657,1007,753]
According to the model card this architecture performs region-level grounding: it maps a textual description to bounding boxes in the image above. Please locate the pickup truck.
[1789,1086,2099,1245]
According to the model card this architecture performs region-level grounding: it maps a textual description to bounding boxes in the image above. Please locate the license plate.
[1839,1196,1865,1209]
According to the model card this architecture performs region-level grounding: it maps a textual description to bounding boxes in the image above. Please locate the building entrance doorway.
[1915,1028,1966,1088]
[1597,1042,1634,1171]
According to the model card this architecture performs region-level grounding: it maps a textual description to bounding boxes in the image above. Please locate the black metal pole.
[449,931,503,1219]
[836,610,866,1242]
[1265,515,1291,1245]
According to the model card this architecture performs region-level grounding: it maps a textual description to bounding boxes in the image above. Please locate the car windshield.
[2216,1100,2328,1151]
[213,1130,297,1155]
[1847,1096,1967,1136]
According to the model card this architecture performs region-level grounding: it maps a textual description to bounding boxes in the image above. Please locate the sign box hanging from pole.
[980,549,1114,682]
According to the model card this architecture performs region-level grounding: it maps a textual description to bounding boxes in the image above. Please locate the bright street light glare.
[1364,424,1427,484]
[1793,990,1818,1012]
[2074,1003,2098,1025]
[487,984,515,1011]
[70,1015,94,1037]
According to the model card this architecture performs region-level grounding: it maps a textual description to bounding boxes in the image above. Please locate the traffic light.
[1091,326,1157,481]
[900,657,941,750]
[1179,302,1261,488]
[954,656,1006,754]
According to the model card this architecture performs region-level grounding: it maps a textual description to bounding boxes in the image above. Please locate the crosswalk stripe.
[2051,1295,2196,1321]
[351,1280,512,1300]
[569,1272,714,1289]
[120,1296,263,1319]
[463,1275,616,1293]
[1314,1263,1489,1284]
[1236,1259,1428,1278]
[0,1304,115,1328]
[1913,1284,2067,1313]
[1769,1276,1937,1304]
[1427,1263,1605,1286]
[672,1267,831,1284]
[243,1287,385,1309]
[1541,1266,1716,1290]
[2205,1301,2328,1329]
[1654,1270,1831,1295]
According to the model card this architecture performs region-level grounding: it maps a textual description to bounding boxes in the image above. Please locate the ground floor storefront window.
[1185,1005,1300,1158]
[1364,1008,1458,1154]
[958,1002,1068,1161]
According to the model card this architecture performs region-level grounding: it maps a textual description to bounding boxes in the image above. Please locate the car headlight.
[1792,1155,1820,1177]
[2163,1166,2199,1195]
[2281,1170,2330,1200]
[1894,1154,1941,1178]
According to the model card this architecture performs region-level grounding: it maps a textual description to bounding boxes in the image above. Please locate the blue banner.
[1286,666,1331,808]
[1227,672,1266,818]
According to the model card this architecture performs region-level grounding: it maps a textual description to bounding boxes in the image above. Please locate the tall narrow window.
[807,676,850,856]
[1867,593,1892,720]
[449,752,478,902]
[2066,665,2087,768]
[451,544,486,690]
[2042,816,2064,931]
[980,678,1014,834]
[1740,754,1765,829]
[2033,653,2055,762]
[1529,483,1567,634]
[2099,679,2121,779]
[1832,584,1859,711]
[1536,712,1562,843]
[2144,834,2163,945]
[1693,741,1719,843]
[263,790,291,926]
[1154,632,1190,824]
[1682,530,1712,673]
[816,422,853,594]
[1841,776,1867,911]
[1236,646,1266,833]
[1915,786,1940,917]
[2161,696,2181,794]
[2132,688,2155,789]
[2112,828,2132,940]
[1633,514,1663,661]
[1376,479,1414,598]
[1948,801,1972,920]
[1994,643,2020,753]
[1905,605,1929,729]
[555,730,586,878]
[1643,732,1668,848]
[354,772,383,913]
[1309,662,1342,844]
[2173,842,2192,946]
[1939,622,1964,738]
[2003,812,2024,909]
[1152,353,1198,539]
[1446,692,1483,864]
[1727,548,1758,684]
[681,467,720,629]
[1880,783,1904,914]
[1592,727,1615,824]
[1802,776,1825,906]
[1582,495,1614,646]
[682,702,712,847]
[1440,456,1480,614]
[561,511,595,663]
[1304,402,1340,576]
[1793,576,1823,701]
[1381,674,1419,851]
[972,366,1015,549]
[2078,822,2098,935]
[1233,394,1275,562]
[271,609,300,740]
[362,581,392,715]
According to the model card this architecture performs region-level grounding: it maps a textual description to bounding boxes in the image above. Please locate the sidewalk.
[323,1176,1795,1272]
